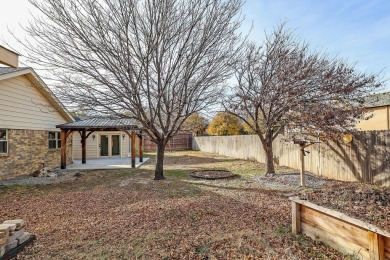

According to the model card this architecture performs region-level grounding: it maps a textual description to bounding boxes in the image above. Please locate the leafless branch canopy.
[227,24,383,143]
[23,0,243,144]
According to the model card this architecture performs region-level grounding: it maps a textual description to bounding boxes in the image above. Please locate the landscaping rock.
[7,228,25,243]
[0,224,16,232]
[4,239,18,251]
[17,232,31,245]
[3,219,25,230]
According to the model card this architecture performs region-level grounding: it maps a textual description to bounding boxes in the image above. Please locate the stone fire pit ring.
[190,170,238,180]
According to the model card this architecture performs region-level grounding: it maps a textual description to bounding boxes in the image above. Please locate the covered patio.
[56,118,145,169]
[66,157,149,170]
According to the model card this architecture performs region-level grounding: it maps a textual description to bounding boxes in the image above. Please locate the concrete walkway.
[67,157,150,170]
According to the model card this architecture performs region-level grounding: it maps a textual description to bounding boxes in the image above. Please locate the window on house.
[48,132,61,149]
[0,129,8,153]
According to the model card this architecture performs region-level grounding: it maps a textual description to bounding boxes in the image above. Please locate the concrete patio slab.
[67,157,150,170]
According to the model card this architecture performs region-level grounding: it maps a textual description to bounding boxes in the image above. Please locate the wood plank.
[291,201,301,235]
[301,206,369,247]
[384,236,390,259]
[290,198,390,238]
[369,231,385,260]
[301,222,370,259]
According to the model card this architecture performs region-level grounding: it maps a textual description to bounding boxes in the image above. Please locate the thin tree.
[21,0,244,180]
[225,24,383,174]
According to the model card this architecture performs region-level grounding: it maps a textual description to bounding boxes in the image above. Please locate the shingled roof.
[56,118,140,130]
[365,92,390,108]
[0,67,30,76]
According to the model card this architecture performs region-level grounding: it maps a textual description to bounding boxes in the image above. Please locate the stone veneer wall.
[0,129,72,180]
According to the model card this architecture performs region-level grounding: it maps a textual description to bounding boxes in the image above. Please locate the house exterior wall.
[357,106,390,131]
[0,72,73,180]
[0,129,72,180]
[0,75,68,131]
[72,131,131,160]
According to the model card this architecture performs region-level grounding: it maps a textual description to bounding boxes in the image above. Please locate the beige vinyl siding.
[0,75,68,130]
[357,106,390,131]
[72,131,130,160]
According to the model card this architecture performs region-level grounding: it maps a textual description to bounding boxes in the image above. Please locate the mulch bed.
[190,170,237,180]
[298,182,390,232]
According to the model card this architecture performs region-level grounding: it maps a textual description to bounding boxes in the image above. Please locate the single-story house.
[357,91,390,131]
[0,45,73,180]
[0,45,144,179]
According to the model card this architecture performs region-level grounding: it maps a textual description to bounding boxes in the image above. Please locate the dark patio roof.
[0,67,29,76]
[56,118,141,131]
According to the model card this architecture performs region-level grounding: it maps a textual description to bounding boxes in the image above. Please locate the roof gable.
[0,67,74,123]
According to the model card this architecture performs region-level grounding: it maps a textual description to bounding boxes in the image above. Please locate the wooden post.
[291,201,301,235]
[139,132,143,163]
[369,231,385,260]
[81,129,86,164]
[300,145,305,187]
[60,130,67,169]
[131,132,136,168]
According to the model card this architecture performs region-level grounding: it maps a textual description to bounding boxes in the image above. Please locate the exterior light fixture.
[92,134,96,141]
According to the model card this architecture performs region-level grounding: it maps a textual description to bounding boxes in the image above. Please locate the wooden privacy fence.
[144,132,193,152]
[193,131,390,187]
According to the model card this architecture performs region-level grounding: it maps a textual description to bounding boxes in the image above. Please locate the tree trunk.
[264,140,275,175]
[154,141,166,180]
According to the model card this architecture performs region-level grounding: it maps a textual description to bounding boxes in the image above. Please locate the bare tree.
[225,24,383,175]
[21,0,243,180]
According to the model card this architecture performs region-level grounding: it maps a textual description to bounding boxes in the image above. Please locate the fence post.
[291,201,301,235]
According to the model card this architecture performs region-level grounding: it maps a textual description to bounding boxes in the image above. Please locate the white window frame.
[48,131,61,149]
[0,129,8,154]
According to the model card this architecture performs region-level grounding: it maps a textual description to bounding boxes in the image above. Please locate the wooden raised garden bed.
[290,197,390,260]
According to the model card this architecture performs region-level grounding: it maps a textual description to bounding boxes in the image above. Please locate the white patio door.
[99,134,121,157]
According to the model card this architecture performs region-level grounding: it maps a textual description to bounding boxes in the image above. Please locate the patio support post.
[131,132,136,168]
[82,129,86,164]
[139,132,143,163]
[60,129,67,169]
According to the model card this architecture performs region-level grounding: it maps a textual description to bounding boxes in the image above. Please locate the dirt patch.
[191,170,237,180]
[299,182,390,233]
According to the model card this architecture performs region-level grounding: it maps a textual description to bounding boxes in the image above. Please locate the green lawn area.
[0,151,348,259]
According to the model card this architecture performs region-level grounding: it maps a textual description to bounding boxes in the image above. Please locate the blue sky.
[1,0,389,91]
[242,0,390,91]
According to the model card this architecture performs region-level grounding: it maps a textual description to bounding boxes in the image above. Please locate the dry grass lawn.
[0,151,349,259]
